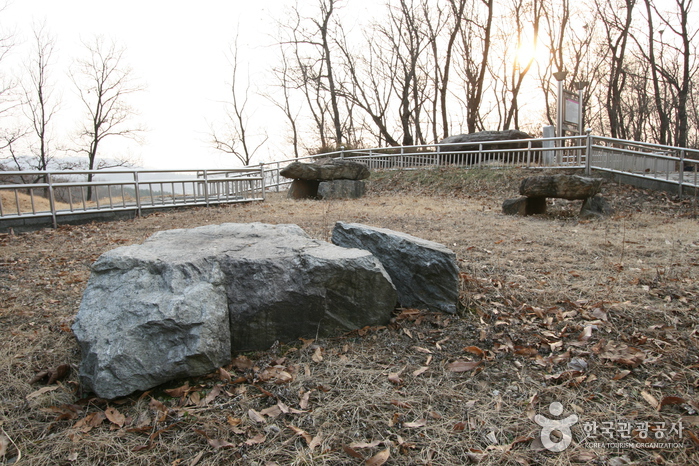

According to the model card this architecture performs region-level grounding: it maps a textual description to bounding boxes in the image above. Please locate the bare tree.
[640,0,697,148]
[210,38,268,166]
[315,0,343,147]
[503,0,542,130]
[70,36,144,200]
[455,0,494,133]
[334,26,401,146]
[437,0,467,139]
[278,0,347,152]
[266,43,301,159]
[21,22,59,178]
[0,3,24,166]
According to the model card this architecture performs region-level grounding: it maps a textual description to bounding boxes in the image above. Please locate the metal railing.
[0,167,265,228]
[254,132,699,196]
[3,133,697,230]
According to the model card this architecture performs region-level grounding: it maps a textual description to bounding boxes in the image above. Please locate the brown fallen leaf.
[299,390,311,410]
[195,429,236,449]
[257,366,294,384]
[30,364,71,385]
[412,366,428,377]
[365,447,390,466]
[203,385,222,405]
[612,370,631,380]
[104,406,126,428]
[208,437,237,449]
[343,444,364,459]
[25,386,59,400]
[350,440,383,449]
[447,360,482,372]
[599,342,645,367]
[403,419,427,428]
[514,346,539,356]
[0,431,10,457]
[244,433,266,446]
[308,434,322,452]
[248,408,266,424]
[218,367,232,382]
[641,390,659,409]
[464,346,485,357]
[260,405,282,419]
[164,382,190,399]
[388,372,403,385]
[231,355,253,371]
[685,429,699,446]
[299,337,315,350]
[312,347,323,363]
[74,412,107,433]
[658,396,686,412]
[579,325,594,342]
[288,425,313,444]
[390,400,412,409]
[412,346,433,354]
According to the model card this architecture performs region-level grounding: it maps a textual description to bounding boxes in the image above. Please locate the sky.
[3,0,294,169]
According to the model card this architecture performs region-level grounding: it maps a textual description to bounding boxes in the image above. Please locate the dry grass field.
[1,167,698,465]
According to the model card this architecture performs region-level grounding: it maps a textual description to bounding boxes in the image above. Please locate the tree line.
[236,0,697,160]
[0,19,143,200]
[1,0,696,173]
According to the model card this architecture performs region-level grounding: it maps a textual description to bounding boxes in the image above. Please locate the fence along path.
[259,133,699,196]
[2,133,698,230]
[0,167,265,230]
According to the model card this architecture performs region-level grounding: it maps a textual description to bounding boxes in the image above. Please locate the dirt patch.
[1,168,698,465]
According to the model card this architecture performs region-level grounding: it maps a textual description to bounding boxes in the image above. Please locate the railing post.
[133,171,142,217]
[48,173,57,229]
[585,129,593,176]
[260,164,266,201]
[203,170,210,207]
[679,149,685,198]
[478,144,483,167]
[276,162,280,193]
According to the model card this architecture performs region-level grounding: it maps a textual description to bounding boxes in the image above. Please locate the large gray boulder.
[332,222,460,314]
[73,223,397,399]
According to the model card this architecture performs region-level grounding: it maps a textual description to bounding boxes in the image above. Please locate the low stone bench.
[503,174,612,218]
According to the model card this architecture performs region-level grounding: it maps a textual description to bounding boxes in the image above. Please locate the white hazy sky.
[4,0,300,169]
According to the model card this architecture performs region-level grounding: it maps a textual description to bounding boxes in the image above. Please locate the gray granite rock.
[332,222,459,314]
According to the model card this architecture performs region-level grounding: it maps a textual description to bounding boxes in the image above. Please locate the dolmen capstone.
[502,174,612,218]
[332,222,460,314]
[280,159,369,200]
[73,221,461,399]
[73,223,397,399]
[438,130,542,161]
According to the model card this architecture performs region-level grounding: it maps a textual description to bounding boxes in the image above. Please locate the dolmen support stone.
[332,222,460,314]
[73,223,397,399]
[281,159,370,200]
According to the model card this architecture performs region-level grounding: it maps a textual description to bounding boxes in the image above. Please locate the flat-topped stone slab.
[280,159,370,181]
[519,174,602,200]
[504,174,610,217]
